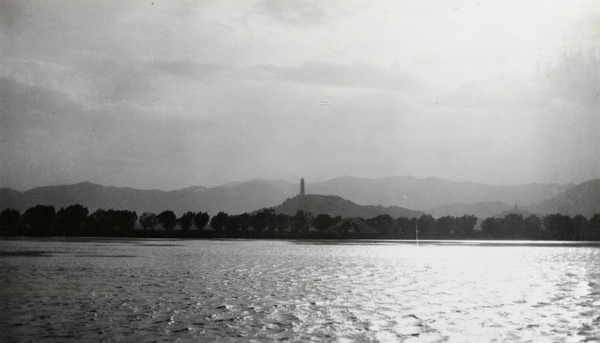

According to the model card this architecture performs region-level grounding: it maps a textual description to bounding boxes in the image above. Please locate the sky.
[1,0,599,191]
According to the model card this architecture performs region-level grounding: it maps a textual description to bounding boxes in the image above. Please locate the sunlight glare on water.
[1,239,599,342]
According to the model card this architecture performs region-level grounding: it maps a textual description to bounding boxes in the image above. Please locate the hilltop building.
[300,178,305,196]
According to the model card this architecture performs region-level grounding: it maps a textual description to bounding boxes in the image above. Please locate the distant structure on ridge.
[300,178,305,196]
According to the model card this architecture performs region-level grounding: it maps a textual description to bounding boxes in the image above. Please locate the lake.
[1,238,599,342]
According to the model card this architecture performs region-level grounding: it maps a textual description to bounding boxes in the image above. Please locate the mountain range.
[1,176,598,219]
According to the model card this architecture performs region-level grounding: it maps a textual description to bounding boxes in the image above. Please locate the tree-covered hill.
[264,194,424,219]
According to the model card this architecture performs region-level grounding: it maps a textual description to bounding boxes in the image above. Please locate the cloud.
[0,0,24,32]
[147,61,232,81]
[133,60,425,95]
[544,48,600,107]
[255,0,327,26]
[421,77,548,110]
[255,62,425,92]
[0,57,153,111]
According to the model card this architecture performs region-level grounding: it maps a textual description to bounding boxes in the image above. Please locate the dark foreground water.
[1,239,599,342]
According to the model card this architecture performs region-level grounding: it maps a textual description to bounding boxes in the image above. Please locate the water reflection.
[0,239,598,342]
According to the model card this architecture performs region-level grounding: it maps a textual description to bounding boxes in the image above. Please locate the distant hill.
[428,201,513,219]
[307,176,573,210]
[0,188,28,212]
[427,180,600,219]
[1,182,168,213]
[264,194,424,219]
[524,179,600,217]
[0,180,292,216]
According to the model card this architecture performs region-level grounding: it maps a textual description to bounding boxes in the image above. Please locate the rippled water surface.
[1,238,599,342]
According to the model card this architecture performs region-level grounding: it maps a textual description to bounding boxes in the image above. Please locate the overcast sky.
[1,0,599,191]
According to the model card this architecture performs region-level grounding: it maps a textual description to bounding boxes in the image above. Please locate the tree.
[139,213,158,231]
[543,214,574,240]
[178,211,195,231]
[523,215,543,239]
[454,215,477,238]
[158,210,177,231]
[291,210,311,234]
[113,210,138,231]
[270,213,289,233]
[396,217,416,239]
[503,214,524,239]
[582,214,600,241]
[253,210,273,232]
[368,214,395,237]
[210,212,228,232]
[481,217,499,238]
[237,213,251,232]
[434,216,454,239]
[57,204,89,236]
[193,212,210,230]
[572,215,588,241]
[417,214,436,239]
[0,209,21,236]
[88,209,111,233]
[313,214,335,232]
[225,214,245,232]
[22,205,57,236]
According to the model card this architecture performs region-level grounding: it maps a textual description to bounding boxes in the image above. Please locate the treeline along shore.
[1,204,599,241]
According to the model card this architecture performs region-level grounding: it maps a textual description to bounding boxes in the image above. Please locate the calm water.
[1,239,599,342]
